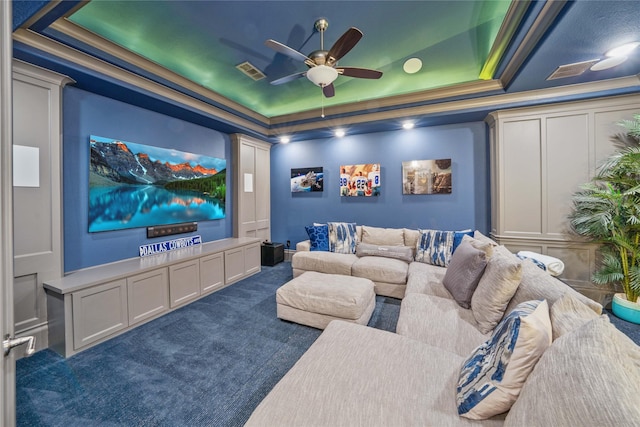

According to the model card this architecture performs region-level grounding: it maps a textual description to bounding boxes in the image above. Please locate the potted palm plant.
[569,114,640,324]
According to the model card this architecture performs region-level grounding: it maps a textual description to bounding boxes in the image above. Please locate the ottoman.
[276,271,376,329]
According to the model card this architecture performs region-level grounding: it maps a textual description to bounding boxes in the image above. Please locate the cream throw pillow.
[471,245,523,334]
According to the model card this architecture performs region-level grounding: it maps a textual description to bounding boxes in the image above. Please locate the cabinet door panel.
[244,243,261,275]
[73,279,128,349]
[127,268,169,325]
[225,247,245,284]
[200,253,224,294]
[169,260,200,307]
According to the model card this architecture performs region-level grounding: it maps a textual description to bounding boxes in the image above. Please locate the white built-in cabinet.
[45,238,260,357]
[486,94,640,304]
[231,134,271,241]
[12,61,72,356]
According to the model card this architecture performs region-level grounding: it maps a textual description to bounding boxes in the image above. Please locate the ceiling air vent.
[236,61,266,81]
[547,59,600,80]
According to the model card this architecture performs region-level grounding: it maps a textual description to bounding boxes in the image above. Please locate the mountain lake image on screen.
[88,135,227,232]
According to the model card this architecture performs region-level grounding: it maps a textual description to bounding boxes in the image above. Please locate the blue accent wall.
[270,122,490,247]
[63,86,232,272]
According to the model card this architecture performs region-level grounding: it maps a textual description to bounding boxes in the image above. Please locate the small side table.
[261,242,284,266]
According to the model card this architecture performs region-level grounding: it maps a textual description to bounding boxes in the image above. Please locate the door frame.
[1,1,16,425]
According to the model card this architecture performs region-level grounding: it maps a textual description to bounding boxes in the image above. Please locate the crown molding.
[267,75,640,136]
[269,79,505,126]
[49,19,270,126]
[498,0,569,88]
[12,28,270,137]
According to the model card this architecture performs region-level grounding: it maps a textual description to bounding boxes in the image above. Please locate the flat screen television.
[88,135,226,233]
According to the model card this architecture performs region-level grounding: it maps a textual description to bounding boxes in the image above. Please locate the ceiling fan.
[265,18,383,98]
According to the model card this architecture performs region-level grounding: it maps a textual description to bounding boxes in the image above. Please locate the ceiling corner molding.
[49,19,270,126]
[12,28,270,137]
[479,0,532,80]
[267,75,640,137]
[498,0,569,88]
[13,58,75,87]
[269,79,505,126]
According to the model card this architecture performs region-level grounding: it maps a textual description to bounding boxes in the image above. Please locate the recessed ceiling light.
[590,56,629,71]
[279,136,290,144]
[335,129,345,138]
[403,58,423,74]
[605,42,640,57]
[402,121,415,130]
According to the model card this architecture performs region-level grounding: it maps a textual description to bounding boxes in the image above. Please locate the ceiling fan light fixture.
[306,65,339,87]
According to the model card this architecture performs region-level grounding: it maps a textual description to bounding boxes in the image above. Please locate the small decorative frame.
[402,159,452,194]
[291,167,323,192]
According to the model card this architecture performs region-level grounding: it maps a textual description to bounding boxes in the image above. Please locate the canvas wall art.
[89,135,227,232]
[339,163,380,197]
[291,167,323,192]
[402,159,452,195]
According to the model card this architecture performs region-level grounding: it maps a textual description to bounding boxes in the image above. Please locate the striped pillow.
[327,222,357,254]
[457,300,552,420]
[414,229,454,267]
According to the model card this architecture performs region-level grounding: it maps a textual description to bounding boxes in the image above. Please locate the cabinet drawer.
[200,252,224,294]
[169,260,200,307]
[127,268,169,325]
[73,279,128,350]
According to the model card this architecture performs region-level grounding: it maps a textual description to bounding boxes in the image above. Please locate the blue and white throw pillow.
[457,299,552,420]
[414,229,454,267]
[453,229,474,253]
[305,224,329,251]
[327,222,357,254]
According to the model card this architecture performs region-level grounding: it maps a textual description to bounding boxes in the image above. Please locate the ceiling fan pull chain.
[321,90,325,118]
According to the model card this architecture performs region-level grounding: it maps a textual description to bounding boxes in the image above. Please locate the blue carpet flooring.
[16,262,401,426]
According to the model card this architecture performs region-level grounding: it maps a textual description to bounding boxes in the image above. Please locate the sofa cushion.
[471,245,523,334]
[402,228,420,250]
[405,262,450,298]
[549,291,600,340]
[291,251,358,276]
[415,229,455,267]
[504,315,640,426]
[361,225,404,246]
[396,294,489,356]
[327,222,357,254]
[246,320,505,427]
[443,240,488,309]
[352,256,409,285]
[506,258,602,316]
[304,224,329,251]
[355,242,413,262]
[457,300,552,420]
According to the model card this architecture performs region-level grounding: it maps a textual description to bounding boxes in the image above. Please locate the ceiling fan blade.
[270,71,306,85]
[338,67,383,79]
[322,83,335,98]
[327,27,363,64]
[264,39,310,62]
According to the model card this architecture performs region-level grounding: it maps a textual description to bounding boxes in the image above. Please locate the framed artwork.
[402,159,452,194]
[339,163,380,197]
[291,167,323,192]
[89,135,227,232]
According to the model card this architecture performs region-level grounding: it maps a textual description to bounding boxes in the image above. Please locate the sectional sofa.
[246,225,640,426]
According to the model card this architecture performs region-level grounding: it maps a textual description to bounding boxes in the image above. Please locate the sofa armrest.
[296,240,311,251]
